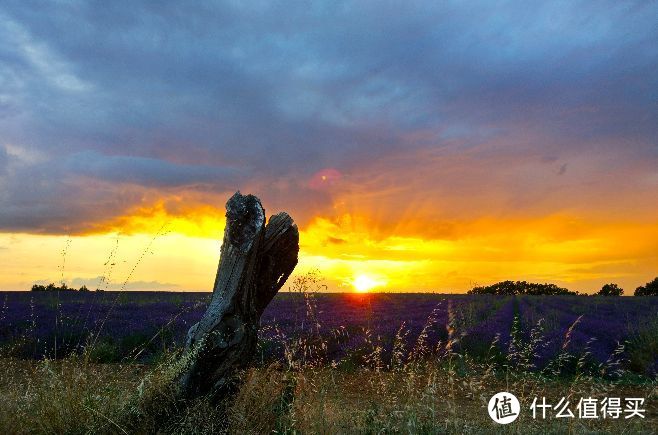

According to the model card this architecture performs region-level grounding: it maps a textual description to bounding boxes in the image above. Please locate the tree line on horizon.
[467,277,658,296]
[30,283,103,292]
[29,277,658,296]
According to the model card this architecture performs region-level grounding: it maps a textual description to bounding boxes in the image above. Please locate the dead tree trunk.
[177,191,299,400]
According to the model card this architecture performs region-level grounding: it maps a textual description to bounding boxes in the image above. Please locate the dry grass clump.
[0,353,656,433]
[227,363,656,434]
[0,356,144,434]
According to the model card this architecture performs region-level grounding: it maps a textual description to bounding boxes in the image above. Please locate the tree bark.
[177,191,299,400]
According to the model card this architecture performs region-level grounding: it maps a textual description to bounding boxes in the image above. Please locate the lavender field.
[2,289,657,377]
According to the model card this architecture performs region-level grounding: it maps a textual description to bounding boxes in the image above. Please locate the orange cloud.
[82,198,227,238]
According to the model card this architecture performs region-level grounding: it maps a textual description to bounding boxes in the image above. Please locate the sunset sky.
[1,1,657,293]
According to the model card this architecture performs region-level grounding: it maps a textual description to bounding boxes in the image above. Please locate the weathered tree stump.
[177,191,299,400]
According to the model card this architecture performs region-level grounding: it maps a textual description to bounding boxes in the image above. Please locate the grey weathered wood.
[177,192,299,400]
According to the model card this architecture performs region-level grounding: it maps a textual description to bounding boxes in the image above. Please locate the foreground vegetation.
[1,351,656,434]
[1,278,657,433]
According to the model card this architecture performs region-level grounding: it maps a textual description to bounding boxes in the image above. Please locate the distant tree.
[79,285,89,292]
[597,283,623,296]
[635,277,658,296]
[29,282,77,292]
[467,280,578,296]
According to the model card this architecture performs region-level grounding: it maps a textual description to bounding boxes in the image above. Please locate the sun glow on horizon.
[2,202,658,294]
[352,274,384,293]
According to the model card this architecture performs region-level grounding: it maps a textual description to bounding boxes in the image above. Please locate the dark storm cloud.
[0,1,656,233]
[0,145,8,175]
[0,167,143,233]
[0,149,246,233]
[64,151,247,188]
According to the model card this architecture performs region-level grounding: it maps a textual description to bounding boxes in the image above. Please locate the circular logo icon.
[488,392,520,424]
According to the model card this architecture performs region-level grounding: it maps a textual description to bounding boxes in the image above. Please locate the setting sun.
[352,274,381,293]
